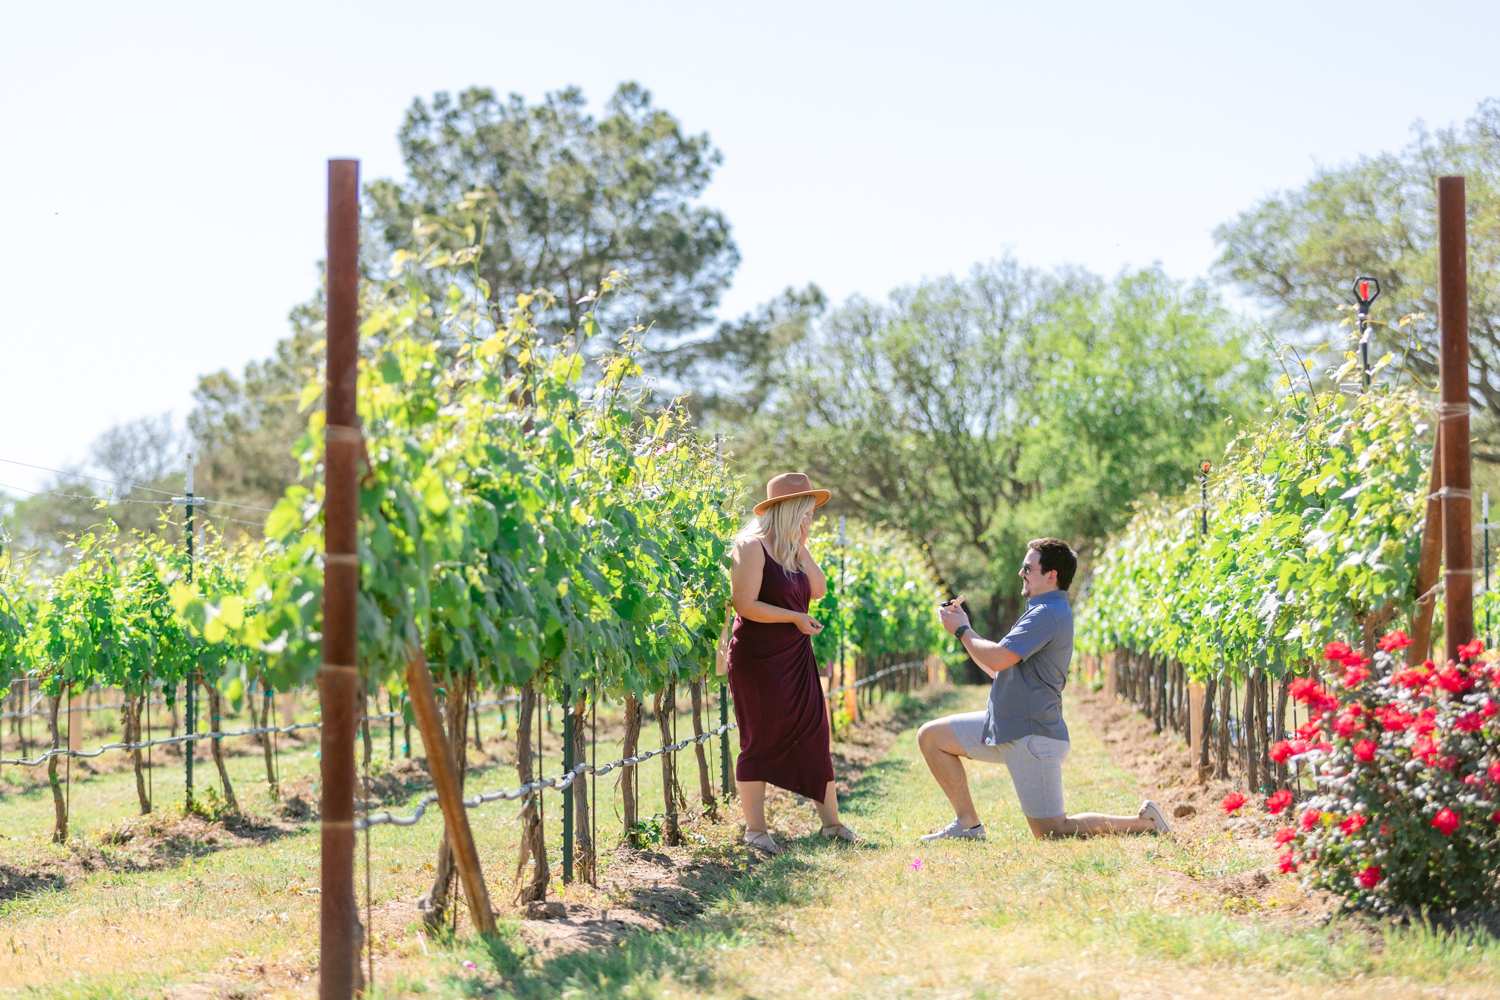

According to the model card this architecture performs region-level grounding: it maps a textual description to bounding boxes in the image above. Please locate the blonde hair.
[736,494,816,574]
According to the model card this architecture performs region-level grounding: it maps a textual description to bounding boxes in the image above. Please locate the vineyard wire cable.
[354,722,740,831]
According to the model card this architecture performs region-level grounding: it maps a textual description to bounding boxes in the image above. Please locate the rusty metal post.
[1438,175,1472,662]
[405,648,497,934]
[321,157,362,1000]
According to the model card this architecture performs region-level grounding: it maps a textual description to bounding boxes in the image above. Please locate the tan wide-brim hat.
[753,472,832,516]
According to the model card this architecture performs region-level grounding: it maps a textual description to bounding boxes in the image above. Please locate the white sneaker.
[1138,800,1172,834]
[919,818,986,842]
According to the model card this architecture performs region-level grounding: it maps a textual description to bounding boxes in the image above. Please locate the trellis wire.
[0,696,520,767]
[355,722,738,831]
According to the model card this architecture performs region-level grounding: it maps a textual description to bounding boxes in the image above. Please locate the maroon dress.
[727,542,835,802]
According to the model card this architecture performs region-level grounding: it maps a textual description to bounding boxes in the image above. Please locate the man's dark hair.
[1028,537,1077,590]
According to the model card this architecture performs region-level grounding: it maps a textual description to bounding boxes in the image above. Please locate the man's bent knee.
[917,719,966,758]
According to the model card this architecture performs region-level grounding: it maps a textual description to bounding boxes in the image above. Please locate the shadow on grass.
[455,691,968,999]
[463,851,820,1000]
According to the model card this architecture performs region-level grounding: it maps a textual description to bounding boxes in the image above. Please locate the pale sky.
[3,0,1498,493]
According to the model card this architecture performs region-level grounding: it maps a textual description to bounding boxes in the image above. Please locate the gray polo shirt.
[982,589,1073,746]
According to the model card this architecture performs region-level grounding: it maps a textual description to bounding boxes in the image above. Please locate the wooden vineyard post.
[67,695,82,754]
[1438,175,1473,661]
[404,647,496,934]
[843,660,858,724]
[320,157,363,1000]
[1103,650,1118,700]
[1188,681,1206,764]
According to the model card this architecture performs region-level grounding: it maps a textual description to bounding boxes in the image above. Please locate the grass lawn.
[3,684,1498,998]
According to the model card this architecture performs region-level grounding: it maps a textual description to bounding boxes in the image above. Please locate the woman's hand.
[798,510,813,547]
[794,613,824,635]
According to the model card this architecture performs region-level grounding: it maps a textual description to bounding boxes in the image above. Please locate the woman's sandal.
[743,829,782,854]
[819,823,861,843]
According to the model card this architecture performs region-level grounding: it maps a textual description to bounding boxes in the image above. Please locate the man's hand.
[939,595,971,636]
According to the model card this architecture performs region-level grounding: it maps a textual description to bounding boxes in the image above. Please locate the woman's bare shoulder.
[730,535,766,564]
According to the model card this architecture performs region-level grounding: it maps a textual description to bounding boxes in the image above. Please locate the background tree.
[659,284,826,420]
[366,82,739,346]
[1214,97,1500,442]
[187,301,321,519]
[726,260,1267,671]
[1,415,186,555]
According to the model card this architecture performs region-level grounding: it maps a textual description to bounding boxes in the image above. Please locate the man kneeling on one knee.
[918,537,1171,841]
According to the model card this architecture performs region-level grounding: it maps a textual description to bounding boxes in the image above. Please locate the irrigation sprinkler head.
[1352,276,1381,334]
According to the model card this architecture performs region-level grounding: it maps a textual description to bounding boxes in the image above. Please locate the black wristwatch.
[955,625,971,640]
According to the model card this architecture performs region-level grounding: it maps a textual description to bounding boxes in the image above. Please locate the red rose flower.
[1432,808,1460,836]
[1353,739,1377,762]
[1378,631,1413,652]
[1489,760,1500,783]
[1273,827,1297,845]
[1278,851,1298,873]
[1482,700,1499,718]
[1300,807,1321,830]
[1394,667,1433,690]
[1341,664,1371,687]
[1456,712,1485,732]
[1414,709,1438,735]
[1339,813,1367,835]
[1375,706,1414,732]
[1357,865,1382,888]
[1266,789,1294,815]
[1333,713,1365,737]
[1296,720,1323,740]
[1324,641,1355,661]
[1221,793,1247,815]
[1458,638,1485,661]
[1436,666,1474,694]
[1269,740,1294,763]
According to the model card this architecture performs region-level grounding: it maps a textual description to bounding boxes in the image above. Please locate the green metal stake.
[562,683,574,884]
[1485,492,1492,645]
[719,682,730,794]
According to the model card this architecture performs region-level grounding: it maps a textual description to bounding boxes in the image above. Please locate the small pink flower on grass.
[462,960,478,970]
[910,858,923,870]
[1221,793,1247,815]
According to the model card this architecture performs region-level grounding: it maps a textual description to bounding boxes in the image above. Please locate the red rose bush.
[1274,633,1500,911]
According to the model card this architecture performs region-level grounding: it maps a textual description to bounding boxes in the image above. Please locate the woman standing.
[728,472,858,852]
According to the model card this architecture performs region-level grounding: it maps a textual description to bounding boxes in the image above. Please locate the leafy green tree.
[729,260,1267,653]
[366,82,738,344]
[187,305,320,519]
[1214,98,1500,429]
[660,284,825,420]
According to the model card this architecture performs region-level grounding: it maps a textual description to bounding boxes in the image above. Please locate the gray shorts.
[944,711,1070,818]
